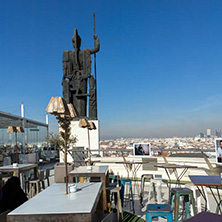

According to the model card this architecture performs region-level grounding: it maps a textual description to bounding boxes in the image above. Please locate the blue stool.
[146,204,173,222]
[170,188,196,222]
[119,178,135,214]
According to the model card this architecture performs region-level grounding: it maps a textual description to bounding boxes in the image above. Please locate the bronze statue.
[62,29,100,119]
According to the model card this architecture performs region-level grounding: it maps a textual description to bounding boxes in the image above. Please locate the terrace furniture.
[119,178,135,214]
[148,177,169,204]
[106,186,123,222]
[170,188,196,222]
[0,210,10,222]
[189,175,222,214]
[154,164,198,188]
[68,165,109,212]
[29,170,45,198]
[140,174,154,206]
[184,212,222,222]
[0,163,38,180]
[185,182,209,213]
[200,151,222,176]
[7,183,103,222]
[116,160,150,181]
[44,168,50,187]
[146,204,173,222]
[92,212,114,222]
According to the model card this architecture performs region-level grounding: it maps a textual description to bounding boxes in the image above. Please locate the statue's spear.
[93,13,97,114]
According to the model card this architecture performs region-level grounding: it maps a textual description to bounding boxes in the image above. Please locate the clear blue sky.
[1,0,222,139]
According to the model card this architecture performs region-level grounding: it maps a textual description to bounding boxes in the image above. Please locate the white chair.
[148,175,169,204]
[185,183,210,213]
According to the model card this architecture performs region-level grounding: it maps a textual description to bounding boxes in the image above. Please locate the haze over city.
[1,1,222,139]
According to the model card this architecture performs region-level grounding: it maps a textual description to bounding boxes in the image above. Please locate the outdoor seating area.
[0,155,222,221]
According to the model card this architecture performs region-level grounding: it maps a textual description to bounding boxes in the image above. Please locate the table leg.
[33,167,38,178]
[13,169,19,178]
[101,175,107,212]
[209,187,222,214]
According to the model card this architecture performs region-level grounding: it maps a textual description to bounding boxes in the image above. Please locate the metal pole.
[21,102,25,154]
[15,131,18,163]
[64,123,68,194]
[93,12,98,119]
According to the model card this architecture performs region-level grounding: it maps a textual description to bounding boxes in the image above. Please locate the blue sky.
[1,1,222,139]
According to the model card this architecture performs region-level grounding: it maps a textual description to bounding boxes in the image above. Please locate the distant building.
[207,129,211,138]
[0,111,48,151]
[216,129,221,138]
[200,133,204,138]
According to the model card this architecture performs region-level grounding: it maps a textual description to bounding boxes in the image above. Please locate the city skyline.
[1,1,222,139]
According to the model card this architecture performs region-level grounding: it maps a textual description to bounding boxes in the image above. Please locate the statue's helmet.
[72,29,81,49]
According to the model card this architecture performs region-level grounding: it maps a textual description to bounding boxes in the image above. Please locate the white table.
[7,182,103,222]
[0,163,38,179]
[68,165,109,212]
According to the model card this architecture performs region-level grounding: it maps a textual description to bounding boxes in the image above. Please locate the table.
[189,175,222,213]
[184,212,222,222]
[0,163,38,179]
[115,161,150,180]
[7,182,103,222]
[68,165,109,211]
[155,164,198,187]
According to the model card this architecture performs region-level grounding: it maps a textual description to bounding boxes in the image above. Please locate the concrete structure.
[60,120,100,163]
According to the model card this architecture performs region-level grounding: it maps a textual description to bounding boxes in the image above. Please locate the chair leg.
[129,184,135,214]
[140,176,145,205]
[118,191,123,220]
[203,186,210,211]
[190,193,196,216]
[156,182,162,204]
[174,194,180,222]
[148,182,152,204]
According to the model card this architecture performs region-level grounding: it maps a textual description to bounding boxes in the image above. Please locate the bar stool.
[44,168,50,187]
[146,204,173,222]
[29,170,45,198]
[119,178,135,214]
[106,186,123,222]
[170,188,196,222]
[140,174,154,206]
[185,183,210,212]
[148,177,169,204]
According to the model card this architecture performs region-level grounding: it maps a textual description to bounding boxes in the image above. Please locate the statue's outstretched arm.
[88,34,100,54]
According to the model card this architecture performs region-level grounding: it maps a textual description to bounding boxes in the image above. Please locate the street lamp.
[46,97,77,194]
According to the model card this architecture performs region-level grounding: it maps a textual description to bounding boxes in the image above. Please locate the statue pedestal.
[60,120,100,163]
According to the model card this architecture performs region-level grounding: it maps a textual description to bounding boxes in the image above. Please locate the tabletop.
[7,182,102,222]
[69,165,109,176]
[155,164,198,169]
[0,163,38,170]
[189,175,222,187]
[115,161,150,164]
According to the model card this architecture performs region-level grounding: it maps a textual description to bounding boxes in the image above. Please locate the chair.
[148,176,169,204]
[29,170,45,198]
[185,183,209,213]
[0,209,10,222]
[200,151,222,176]
[106,186,123,222]
[92,212,114,222]
[44,168,50,187]
[146,204,173,222]
[119,178,135,214]
[170,188,196,222]
[140,174,154,206]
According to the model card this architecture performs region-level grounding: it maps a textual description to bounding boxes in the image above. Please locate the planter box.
[54,163,74,183]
